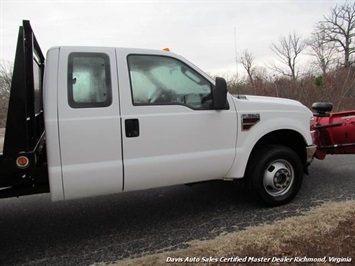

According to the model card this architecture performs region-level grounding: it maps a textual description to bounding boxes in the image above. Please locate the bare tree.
[270,31,306,81]
[317,1,355,67]
[0,60,13,102]
[0,61,13,128]
[307,30,338,75]
[239,49,255,84]
[0,61,12,110]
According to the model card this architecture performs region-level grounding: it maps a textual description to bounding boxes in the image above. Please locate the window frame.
[127,54,214,110]
[67,52,113,108]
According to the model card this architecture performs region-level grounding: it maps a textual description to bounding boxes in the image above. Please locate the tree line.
[240,1,355,81]
[235,1,355,111]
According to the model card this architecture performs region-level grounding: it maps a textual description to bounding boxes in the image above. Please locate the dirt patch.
[97,200,355,266]
[0,128,4,153]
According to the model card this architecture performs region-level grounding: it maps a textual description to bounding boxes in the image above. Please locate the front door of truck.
[118,52,237,191]
[57,47,123,200]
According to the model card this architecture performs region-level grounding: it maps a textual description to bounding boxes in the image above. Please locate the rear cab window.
[68,53,112,108]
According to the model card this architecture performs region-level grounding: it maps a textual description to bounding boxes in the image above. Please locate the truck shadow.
[0,181,255,265]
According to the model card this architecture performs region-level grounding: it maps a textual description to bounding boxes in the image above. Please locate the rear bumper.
[306,144,317,164]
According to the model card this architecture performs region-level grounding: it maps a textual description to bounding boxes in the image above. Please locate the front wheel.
[246,145,303,207]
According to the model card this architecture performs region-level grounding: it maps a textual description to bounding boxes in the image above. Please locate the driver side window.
[127,55,212,109]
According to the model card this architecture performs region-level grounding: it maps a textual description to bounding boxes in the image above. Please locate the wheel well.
[252,130,307,164]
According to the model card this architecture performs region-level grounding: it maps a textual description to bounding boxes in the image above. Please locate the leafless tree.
[270,31,307,81]
[0,60,12,120]
[239,49,255,84]
[0,61,13,102]
[307,30,338,75]
[0,61,12,128]
[317,1,355,67]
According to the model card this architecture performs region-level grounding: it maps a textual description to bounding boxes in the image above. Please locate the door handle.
[125,119,140,138]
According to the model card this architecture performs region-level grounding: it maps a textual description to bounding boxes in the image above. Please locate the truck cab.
[45,46,238,201]
[0,21,316,206]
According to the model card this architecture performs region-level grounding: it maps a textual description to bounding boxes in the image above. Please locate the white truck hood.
[232,94,311,113]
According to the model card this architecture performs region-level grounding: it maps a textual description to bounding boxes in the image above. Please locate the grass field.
[97,200,355,266]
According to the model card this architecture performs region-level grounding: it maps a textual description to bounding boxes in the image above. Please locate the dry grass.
[95,200,355,266]
[0,128,4,153]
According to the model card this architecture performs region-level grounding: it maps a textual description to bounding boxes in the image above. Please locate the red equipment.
[312,102,355,160]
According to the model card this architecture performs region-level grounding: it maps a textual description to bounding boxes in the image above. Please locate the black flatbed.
[0,21,49,198]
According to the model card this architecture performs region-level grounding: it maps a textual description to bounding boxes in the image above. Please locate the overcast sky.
[0,0,348,76]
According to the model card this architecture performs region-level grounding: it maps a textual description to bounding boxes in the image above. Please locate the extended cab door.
[56,47,123,200]
[116,50,238,191]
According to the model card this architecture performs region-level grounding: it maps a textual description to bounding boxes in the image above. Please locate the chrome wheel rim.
[263,159,294,197]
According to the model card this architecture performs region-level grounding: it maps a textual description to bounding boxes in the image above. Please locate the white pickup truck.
[0,21,316,206]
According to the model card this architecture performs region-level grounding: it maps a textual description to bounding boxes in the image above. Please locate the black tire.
[246,145,303,207]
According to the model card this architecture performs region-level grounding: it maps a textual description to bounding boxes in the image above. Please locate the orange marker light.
[16,156,29,169]
[163,48,170,52]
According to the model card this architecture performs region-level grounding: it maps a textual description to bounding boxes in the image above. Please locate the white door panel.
[57,47,123,200]
[123,111,237,190]
[118,52,237,191]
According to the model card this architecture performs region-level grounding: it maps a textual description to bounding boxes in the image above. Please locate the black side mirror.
[213,77,228,110]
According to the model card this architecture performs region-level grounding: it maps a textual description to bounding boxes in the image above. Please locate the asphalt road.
[0,155,354,266]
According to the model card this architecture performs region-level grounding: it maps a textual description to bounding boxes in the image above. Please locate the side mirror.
[213,77,228,110]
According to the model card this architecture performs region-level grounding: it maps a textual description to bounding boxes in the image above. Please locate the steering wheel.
[149,88,163,103]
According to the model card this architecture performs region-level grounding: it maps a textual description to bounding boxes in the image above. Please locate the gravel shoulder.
[96,200,355,266]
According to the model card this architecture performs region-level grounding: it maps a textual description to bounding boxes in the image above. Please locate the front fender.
[225,113,312,179]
